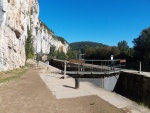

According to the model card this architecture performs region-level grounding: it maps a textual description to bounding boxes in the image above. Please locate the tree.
[133,27,150,62]
[97,46,112,59]
[118,40,129,55]
[84,46,95,59]
[66,49,78,60]
[48,45,56,59]
[25,26,34,59]
[55,50,66,60]
[110,47,120,58]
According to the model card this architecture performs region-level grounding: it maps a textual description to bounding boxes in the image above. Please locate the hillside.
[69,41,107,52]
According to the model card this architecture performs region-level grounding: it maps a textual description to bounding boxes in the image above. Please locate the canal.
[49,59,150,108]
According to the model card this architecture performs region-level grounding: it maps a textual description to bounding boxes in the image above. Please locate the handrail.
[62,59,126,75]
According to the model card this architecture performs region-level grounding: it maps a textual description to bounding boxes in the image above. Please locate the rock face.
[33,21,68,55]
[0,0,68,71]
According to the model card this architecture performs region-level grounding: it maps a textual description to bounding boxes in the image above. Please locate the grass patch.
[137,102,149,108]
[0,64,29,83]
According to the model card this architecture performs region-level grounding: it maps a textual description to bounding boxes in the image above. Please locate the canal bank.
[114,71,150,108]
[40,60,150,113]
[49,59,150,109]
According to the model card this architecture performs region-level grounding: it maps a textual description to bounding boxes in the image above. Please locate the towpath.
[0,59,149,113]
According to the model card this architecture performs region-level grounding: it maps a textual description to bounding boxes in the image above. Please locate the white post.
[64,62,66,79]
[111,55,114,70]
[111,55,113,60]
[139,61,141,73]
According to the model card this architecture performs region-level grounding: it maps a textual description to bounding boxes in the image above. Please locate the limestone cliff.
[33,21,68,55]
[0,0,68,71]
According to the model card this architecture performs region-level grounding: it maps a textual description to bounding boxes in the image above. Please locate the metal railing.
[63,59,126,75]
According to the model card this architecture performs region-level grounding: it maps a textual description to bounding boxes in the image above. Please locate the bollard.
[139,61,141,73]
[64,62,66,79]
[75,78,79,89]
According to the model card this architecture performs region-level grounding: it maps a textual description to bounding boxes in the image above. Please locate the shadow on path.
[63,85,75,89]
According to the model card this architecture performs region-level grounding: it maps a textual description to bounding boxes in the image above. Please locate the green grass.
[0,75,20,83]
[0,64,29,83]
[137,102,149,108]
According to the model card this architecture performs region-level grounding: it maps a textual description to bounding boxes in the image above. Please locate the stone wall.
[114,72,150,108]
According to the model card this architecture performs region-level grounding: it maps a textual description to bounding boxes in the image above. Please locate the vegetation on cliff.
[40,20,54,34]
[52,35,68,44]
[25,26,34,59]
[39,20,68,44]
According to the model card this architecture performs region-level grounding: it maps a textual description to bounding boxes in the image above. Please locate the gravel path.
[0,60,127,113]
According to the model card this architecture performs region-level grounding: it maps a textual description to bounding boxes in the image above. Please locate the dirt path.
[0,63,125,113]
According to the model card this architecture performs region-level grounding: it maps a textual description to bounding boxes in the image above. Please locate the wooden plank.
[69,59,85,64]
[120,59,126,63]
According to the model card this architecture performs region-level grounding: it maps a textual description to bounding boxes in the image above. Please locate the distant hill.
[69,41,107,52]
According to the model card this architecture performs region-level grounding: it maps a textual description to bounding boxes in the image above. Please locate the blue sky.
[39,0,150,47]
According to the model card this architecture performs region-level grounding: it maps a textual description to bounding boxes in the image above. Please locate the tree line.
[49,27,150,64]
[25,25,150,71]
[50,27,150,71]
